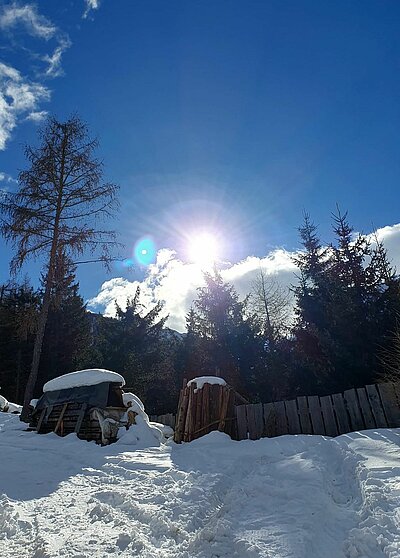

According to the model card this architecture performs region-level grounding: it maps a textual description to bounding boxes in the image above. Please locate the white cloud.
[0,3,71,146]
[88,248,298,333]
[0,171,18,183]
[88,223,400,333]
[372,224,400,271]
[0,61,50,149]
[83,0,100,18]
[0,3,56,39]
[25,109,48,122]
[43,37,71,78]
[0,3,71,77]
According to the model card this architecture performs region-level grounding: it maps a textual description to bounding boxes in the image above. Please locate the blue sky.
[1,0,400,322]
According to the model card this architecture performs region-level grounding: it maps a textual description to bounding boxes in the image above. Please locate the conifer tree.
[293,209,400,394]
[0,282,39,401]
[39,253,91,391]
[188,271,260,394]
[97,287,169,409]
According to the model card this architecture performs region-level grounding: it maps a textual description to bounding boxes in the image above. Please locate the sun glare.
[188,232,218,266]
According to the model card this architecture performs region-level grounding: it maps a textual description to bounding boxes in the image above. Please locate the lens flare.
[134,237,156,266]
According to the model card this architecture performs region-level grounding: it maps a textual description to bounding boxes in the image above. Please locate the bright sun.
[188,232,218,266]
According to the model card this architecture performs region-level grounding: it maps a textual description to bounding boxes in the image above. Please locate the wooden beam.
[54,403,69,435]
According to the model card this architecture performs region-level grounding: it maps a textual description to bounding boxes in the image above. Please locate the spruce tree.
[39,253,91,392]
[188,270,260,394]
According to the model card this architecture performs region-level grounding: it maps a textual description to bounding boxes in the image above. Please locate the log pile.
[174,380,236,443]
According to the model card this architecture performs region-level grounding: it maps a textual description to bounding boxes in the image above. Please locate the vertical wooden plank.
[273,401,288,435]
[54,403,69,435]
[202,383,210,435]
[343,389,365,431]
[36,408,46,434]
[263,403,277,437]
[194,386,203,439]
[218,387,230,432]
[74,402,87,434]
[285,399,301,434]
[246,403,264,440]
[174,387,189,443]
[392,382,400,404]
[297,396,312,434]
[377,383,400,428]
[308,395,325,435]
[332,393,350,434]
[320,396,338,437]
[366,384,388,428]
[357,387,376,429]
[235,405,248,440]
[226,388,236,439]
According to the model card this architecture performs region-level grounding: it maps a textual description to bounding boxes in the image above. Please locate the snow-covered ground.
[1,414,400,557]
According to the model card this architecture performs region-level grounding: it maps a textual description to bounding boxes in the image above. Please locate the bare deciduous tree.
[250,269,292,345]
[0,116,119,419]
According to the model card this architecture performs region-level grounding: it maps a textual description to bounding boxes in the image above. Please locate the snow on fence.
[235,381,400,440]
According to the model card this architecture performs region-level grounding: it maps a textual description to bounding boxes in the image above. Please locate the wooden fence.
[150,413,176,429]
[150,381,400,441]
[235,382,400,440]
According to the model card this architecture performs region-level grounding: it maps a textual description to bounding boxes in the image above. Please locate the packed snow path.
[1,414,400,557]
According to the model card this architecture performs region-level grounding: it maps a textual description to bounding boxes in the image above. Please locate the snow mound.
[122,392,145,414]
[0,395,8,411]
[187,376,227,390]
[0,396,21,414]
[43,369,125,392]
[6,402,22,414]
[149,421,174,438]
[117,415,163,447]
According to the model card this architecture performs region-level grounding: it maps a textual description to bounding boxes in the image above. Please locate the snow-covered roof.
[43,369,125,393]
[187,376,227,390]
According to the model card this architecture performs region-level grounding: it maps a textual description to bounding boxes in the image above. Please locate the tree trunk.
[15,345,22,402]
[20,272,54,421]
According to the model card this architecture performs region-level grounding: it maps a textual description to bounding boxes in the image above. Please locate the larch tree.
[0,116,119,420]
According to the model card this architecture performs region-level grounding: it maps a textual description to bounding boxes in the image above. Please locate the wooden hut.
[31,369,135,445]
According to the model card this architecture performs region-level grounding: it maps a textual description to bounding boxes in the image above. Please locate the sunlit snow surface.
[1,413,400,557]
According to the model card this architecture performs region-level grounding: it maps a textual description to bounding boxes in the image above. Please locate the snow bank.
[43,369,125,392]
[187,376,227,390]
